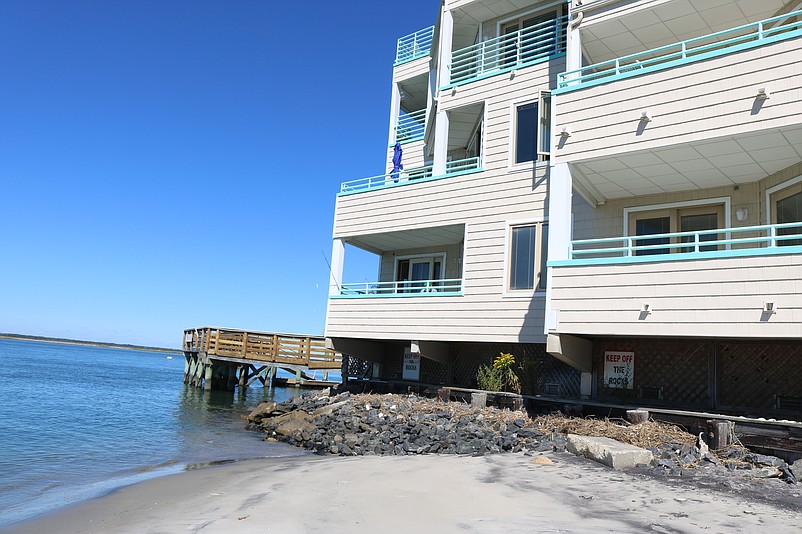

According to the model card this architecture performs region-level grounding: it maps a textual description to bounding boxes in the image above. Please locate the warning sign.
[603,351,634,389]
[402,349,420,381]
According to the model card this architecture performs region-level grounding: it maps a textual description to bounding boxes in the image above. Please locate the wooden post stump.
[626,409,650,424]
[707,420,734,450]
[471,392,487,407]
[437,387,450,402]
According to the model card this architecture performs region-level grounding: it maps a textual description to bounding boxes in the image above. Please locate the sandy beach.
[5,452,801,534]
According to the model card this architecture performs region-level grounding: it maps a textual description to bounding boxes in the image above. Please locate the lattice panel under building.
[451,342,580,397]
[595,339,711,409]
[344,355,372,380]
[718,342,802,413]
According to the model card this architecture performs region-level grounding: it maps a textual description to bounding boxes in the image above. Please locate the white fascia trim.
[766,173,802,225]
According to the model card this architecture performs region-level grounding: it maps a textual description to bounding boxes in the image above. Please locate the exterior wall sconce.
[763,302,777,314]
[640,303,651,314]
[558,126,572,138]
[756,87,770,100]
[639,110,652,123]
[735,207,749,221]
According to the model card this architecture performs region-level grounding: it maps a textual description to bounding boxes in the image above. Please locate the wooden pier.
[182,327,343,391]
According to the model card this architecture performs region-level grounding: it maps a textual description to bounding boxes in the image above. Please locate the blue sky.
[0,0,438,348]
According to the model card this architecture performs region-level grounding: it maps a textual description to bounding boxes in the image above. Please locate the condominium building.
[325,0,802,416]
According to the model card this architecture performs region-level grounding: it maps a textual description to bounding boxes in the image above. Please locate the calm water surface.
[0,338,312,526]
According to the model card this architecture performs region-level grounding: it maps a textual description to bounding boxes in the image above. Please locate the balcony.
[334,278,463,298]
[548,222,802,339]
[552,9,802,204]
[395,26,435,66]
[445,14,567,88]
[556,9,802,93]
[338,157,482,196]
[554,222,802,266]
[394,109,426,144]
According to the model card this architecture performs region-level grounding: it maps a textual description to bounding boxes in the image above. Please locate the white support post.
[566,4,583,79]
[432,110,449,176]
[544,162,573,332]
[437,9,453,90]
[388,82,401,149]
[328,238,345,297]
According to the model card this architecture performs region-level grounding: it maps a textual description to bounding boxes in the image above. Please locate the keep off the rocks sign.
[403,349,421,381]
[604,351,635,389]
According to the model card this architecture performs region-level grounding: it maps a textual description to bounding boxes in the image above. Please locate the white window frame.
[503,217,549,298]
[766,174,802,225]
[508,91,552,171]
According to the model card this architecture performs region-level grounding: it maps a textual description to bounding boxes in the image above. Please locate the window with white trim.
[513,92,551,165]
[508,222,548,291]
[395,254,444,292]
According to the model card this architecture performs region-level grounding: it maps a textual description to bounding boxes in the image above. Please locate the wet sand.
[4,453,801,533]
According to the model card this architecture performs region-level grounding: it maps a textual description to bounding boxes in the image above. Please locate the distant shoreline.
[0,333,181,354]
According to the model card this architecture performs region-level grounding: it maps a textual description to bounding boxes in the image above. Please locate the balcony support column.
[432,110,449,176]
[566,4,583,78]
[545,162,572,332]
[437,8,453,89]
[387,82,401,148]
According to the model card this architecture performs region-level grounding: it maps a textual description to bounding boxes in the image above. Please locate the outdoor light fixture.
[735,207,749,221]
[756,87,770,100]
[640,303,651,314]
[763,302,777,314]
[558,126,572,138]
[639,110,652,123]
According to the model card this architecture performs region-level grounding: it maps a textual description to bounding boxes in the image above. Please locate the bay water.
[0,338,315,526]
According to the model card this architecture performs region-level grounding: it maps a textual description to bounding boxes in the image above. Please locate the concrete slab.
[566,434,654,469]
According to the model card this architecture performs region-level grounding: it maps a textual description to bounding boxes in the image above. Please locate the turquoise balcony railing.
[549,222,802,267]
[395,26,434,65]
[447,15,567,87]
[335,278,462,298]
[556,9,802,92]
[338,156,482,195]
[395,109,426,143]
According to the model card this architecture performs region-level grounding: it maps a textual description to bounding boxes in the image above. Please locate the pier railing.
[183,327,342,369]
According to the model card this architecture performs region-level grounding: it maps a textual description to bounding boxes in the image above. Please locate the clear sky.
[0,0,439,348]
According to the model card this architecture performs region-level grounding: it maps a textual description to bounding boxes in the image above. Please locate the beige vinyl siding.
[326,295,546,342]
[553,37,802,164]
[550,253,802,338]
[386,140,427,172]
[393,56,430,82]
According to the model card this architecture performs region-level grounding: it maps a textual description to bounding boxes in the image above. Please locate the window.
[513,92,551,165]
[771,182,802,246]
[628,204,724,255]
[508,222,548,291]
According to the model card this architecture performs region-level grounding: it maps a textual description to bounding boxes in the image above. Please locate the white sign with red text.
[604,351,635,389]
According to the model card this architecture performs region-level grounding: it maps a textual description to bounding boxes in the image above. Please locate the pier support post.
[204,363,213,391]
[183,356,190,384]
[238,365,246,388]
[295,368,301,387]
